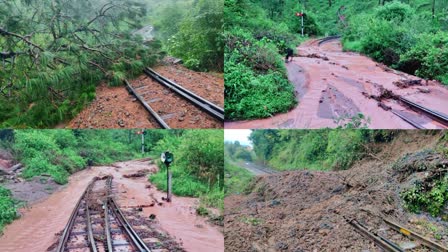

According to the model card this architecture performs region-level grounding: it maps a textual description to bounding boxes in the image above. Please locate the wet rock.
[275,242,288,250]
[270,199,281,207]
[399,241,418,250]
[418,87,430,93]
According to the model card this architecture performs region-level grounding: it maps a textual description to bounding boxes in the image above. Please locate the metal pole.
[301,10,304,37]
[166,164,170,202]
[141,129,144,154]
[168,171,172,202]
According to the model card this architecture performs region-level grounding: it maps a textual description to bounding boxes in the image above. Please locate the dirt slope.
[225,131,448,251]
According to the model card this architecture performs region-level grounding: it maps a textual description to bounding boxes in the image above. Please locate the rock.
[399,241,418,250]
[418,87,430,93]
[178,117,185,122]
[275,242,288,250]
[149,214,156,220]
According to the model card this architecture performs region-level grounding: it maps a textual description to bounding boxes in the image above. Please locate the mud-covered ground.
[225,39,448,129]
[68,63,224,129]
[225,132,448,251]
[0,159,224,252]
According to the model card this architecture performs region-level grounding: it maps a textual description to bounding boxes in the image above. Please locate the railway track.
[398,97,448,128]
[316,36,448,129]
[347,217,448,251]
[56,176,151,252]
[125,67,224,129]
[317,35,341,46]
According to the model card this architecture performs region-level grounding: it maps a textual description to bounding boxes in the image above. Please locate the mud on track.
[0,160,224,252]
[225,39,448,129]
[224,132,448,251]
[68,64,223,129]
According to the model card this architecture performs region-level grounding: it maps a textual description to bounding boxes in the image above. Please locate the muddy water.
[0,160,223,252]
[226,39,448,129]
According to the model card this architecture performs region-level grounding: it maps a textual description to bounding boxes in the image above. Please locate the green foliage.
[11,130,148,184]
[251,129,395,171]
[148,130,224,210]
[224,0,305,120]
[151,0,223,71]
[0,187,18,233]
[401,176,448,216]
[342,1,448,84]
[0,0,162,127]
[224,160,254,195]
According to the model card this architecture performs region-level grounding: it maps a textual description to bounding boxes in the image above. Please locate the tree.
[0,0,161,127]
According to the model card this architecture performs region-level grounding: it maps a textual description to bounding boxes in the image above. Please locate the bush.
[0,187,18,233]
[148,130,224,211]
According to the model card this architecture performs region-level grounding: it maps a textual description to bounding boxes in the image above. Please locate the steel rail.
[56,178,97,252]
[399,97,448,127]
[144,67,224,121]
[85,188,98,252]
[109,197,151,252]
[383,218,448,252]
[318,35,341,46]
[145,67,224,115]
[391,110,425,129]
[125,79,170,129]
[104,177,113,252]
[348,219,403,252]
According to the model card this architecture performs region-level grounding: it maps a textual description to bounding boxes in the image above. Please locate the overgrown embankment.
[224,0,312,120]
[0,130,168,185]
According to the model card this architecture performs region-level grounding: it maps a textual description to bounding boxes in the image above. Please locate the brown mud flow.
[225,39,448,129]
[68,64,223,129]
[224,132,448,251]
[0,160,223,252]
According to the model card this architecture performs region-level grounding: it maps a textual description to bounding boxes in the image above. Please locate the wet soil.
[224,131,448,251]
[68,64,223,129]
[225,39,448,129]
[0,160,223,252]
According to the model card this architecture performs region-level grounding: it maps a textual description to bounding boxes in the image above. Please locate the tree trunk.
[432,0,436,19]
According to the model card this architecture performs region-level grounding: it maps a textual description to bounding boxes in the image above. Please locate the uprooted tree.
[0,0,162,127]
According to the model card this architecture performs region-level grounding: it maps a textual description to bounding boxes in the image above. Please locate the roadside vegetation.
[3,130,153,184]
[249,129,396,171]
[224,141,255,195]
[0,186,18,234]
[148,130,224,213]
[146,0,223,71]
[224,0,307,120]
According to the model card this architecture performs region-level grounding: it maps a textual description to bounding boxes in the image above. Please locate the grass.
[224,160,254,195]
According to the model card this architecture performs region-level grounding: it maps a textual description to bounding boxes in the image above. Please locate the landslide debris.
[225,132,448,251]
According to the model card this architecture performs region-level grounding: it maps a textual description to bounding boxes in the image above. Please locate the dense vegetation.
[224,141,255,195]
[224,0,305,120]
[249,129,395,171]
[147,0,223,71]
[0,0,162,127]
[0,187,18,233]
[225,0,448,120]
[3,130,157,184]
[148,130,224,211]
[0,0,223,127]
